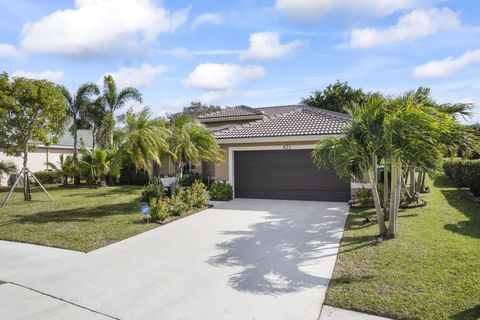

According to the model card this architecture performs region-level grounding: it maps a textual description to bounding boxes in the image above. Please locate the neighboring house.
[0,130,93,186]
[157,105,353,201]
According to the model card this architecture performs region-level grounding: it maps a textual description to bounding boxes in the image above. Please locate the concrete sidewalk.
[320,306,392,320]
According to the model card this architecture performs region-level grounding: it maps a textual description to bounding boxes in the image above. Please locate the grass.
[325,176,480,320]
[0,185,158,252]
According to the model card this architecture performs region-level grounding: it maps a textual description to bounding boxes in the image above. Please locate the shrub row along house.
[156,105,353,201]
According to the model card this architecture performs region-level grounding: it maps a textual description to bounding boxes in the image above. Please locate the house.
[158,105,353,201]
[0,130,93,186]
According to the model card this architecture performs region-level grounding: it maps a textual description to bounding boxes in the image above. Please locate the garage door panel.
[234,150,350,201]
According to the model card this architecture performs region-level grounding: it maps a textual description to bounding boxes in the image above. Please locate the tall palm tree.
[101,75,143,148]
[81,96,106,151]
[313,95,389,236]
[61,83,100,185]
[115,108,171,176]
[169,115,224,178]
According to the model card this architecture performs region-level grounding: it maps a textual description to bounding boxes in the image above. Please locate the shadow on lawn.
[5,201,140,225]
[450,304,480,320]
[435,177,480,239]
[207,200,348,295]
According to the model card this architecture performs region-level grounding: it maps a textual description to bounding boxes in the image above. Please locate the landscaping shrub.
[356,187,374,206]
[188,181,208,209]
[169,189,189,216]
[149,197,170,222]
[209,181,233,201]
[444,159,480,196]
[141,179,164,202]
[179,172,201,187]
[33,171,62,184]
[119,157,149,185]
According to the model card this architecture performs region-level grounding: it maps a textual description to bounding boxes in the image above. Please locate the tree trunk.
[22,152,31,201]
[369,158,387,236]
[418,170,426,193]
[387,160,398,238]
[91,129,96,151]
[383,164,389,220]
[409,168,415,198]
[73,119,80,186]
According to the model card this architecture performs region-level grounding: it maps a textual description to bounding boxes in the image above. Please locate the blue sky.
[0,0,479,123]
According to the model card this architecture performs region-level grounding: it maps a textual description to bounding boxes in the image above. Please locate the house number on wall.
[283,144,291,150]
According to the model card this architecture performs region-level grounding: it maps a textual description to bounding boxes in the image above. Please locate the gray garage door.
[234,149,350,201]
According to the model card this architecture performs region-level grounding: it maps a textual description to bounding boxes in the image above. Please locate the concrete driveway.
[1,199,348,320]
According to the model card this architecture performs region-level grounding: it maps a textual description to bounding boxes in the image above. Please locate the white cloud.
[183,63,265,90]
[348,8,460,48]
[240,31,303,60]
[192,13,222,30]
[20,0,189,57]
[275,0,425,20]
[12,69,64,81]
[158,47,242,58]
[199,89,238,104]
[99,64,171,88]
[413,49,480,78]
[0,44,22,58]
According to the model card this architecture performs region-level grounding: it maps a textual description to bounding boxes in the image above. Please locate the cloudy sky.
[1,0,479,123]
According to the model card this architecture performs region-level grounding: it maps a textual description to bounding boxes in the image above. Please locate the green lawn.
[0,185,158,252]
[325,176,480,320]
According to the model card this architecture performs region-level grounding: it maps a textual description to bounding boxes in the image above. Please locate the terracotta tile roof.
[213,106,350,139]
[198,105,263,119]
[256,105,301,116]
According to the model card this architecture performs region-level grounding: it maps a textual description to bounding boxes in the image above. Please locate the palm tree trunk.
[383,164,389,220]
[73,119,80,185]
[409,167,415,199]
[387,160,397,238]
[368,155,387,237]
[387,159,402,238]
[91,128,96,151]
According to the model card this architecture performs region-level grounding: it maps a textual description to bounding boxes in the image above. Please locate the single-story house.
[157,105,354,202]
[0,130,93,186]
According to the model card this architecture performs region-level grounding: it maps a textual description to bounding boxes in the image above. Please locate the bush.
[188,181,208,209]
[179,172,201,187]
[209,181,233,201]
[141,179,164,202]
[33,171,62,185]
[169,189,189,216]
[119,158,150,185]
[444,159,480,196]
[356,187,374,206]
[149,197,170,222]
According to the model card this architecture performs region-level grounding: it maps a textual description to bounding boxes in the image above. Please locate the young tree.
[0,73,67,200]
[115,108,171,176]
[101,75,143,148]
[61,83,99,185]
[301,80,367,114]
[169,116,224,178]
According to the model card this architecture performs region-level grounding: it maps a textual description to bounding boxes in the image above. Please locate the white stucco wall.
[0,147,74,186]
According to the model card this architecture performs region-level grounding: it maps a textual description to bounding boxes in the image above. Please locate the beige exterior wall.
[0,147,74,186]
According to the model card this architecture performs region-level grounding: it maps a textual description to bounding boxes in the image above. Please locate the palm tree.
[101,75,143,148]
[169,115,224,178]
[313,95,388,236]
[79,147,119,186]
[61,83,100,185]
[115,108,171,176]
[46,154,77,185]
[81,96,106,151]
[0,161,17,185]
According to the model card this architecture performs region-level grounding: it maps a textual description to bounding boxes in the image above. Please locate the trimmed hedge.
[33,171,62,185]
[444,159,480,196]
[209,181,233,201]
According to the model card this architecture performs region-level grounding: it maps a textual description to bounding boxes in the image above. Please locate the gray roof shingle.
[213,106,350,139]
[198,105,263,119]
